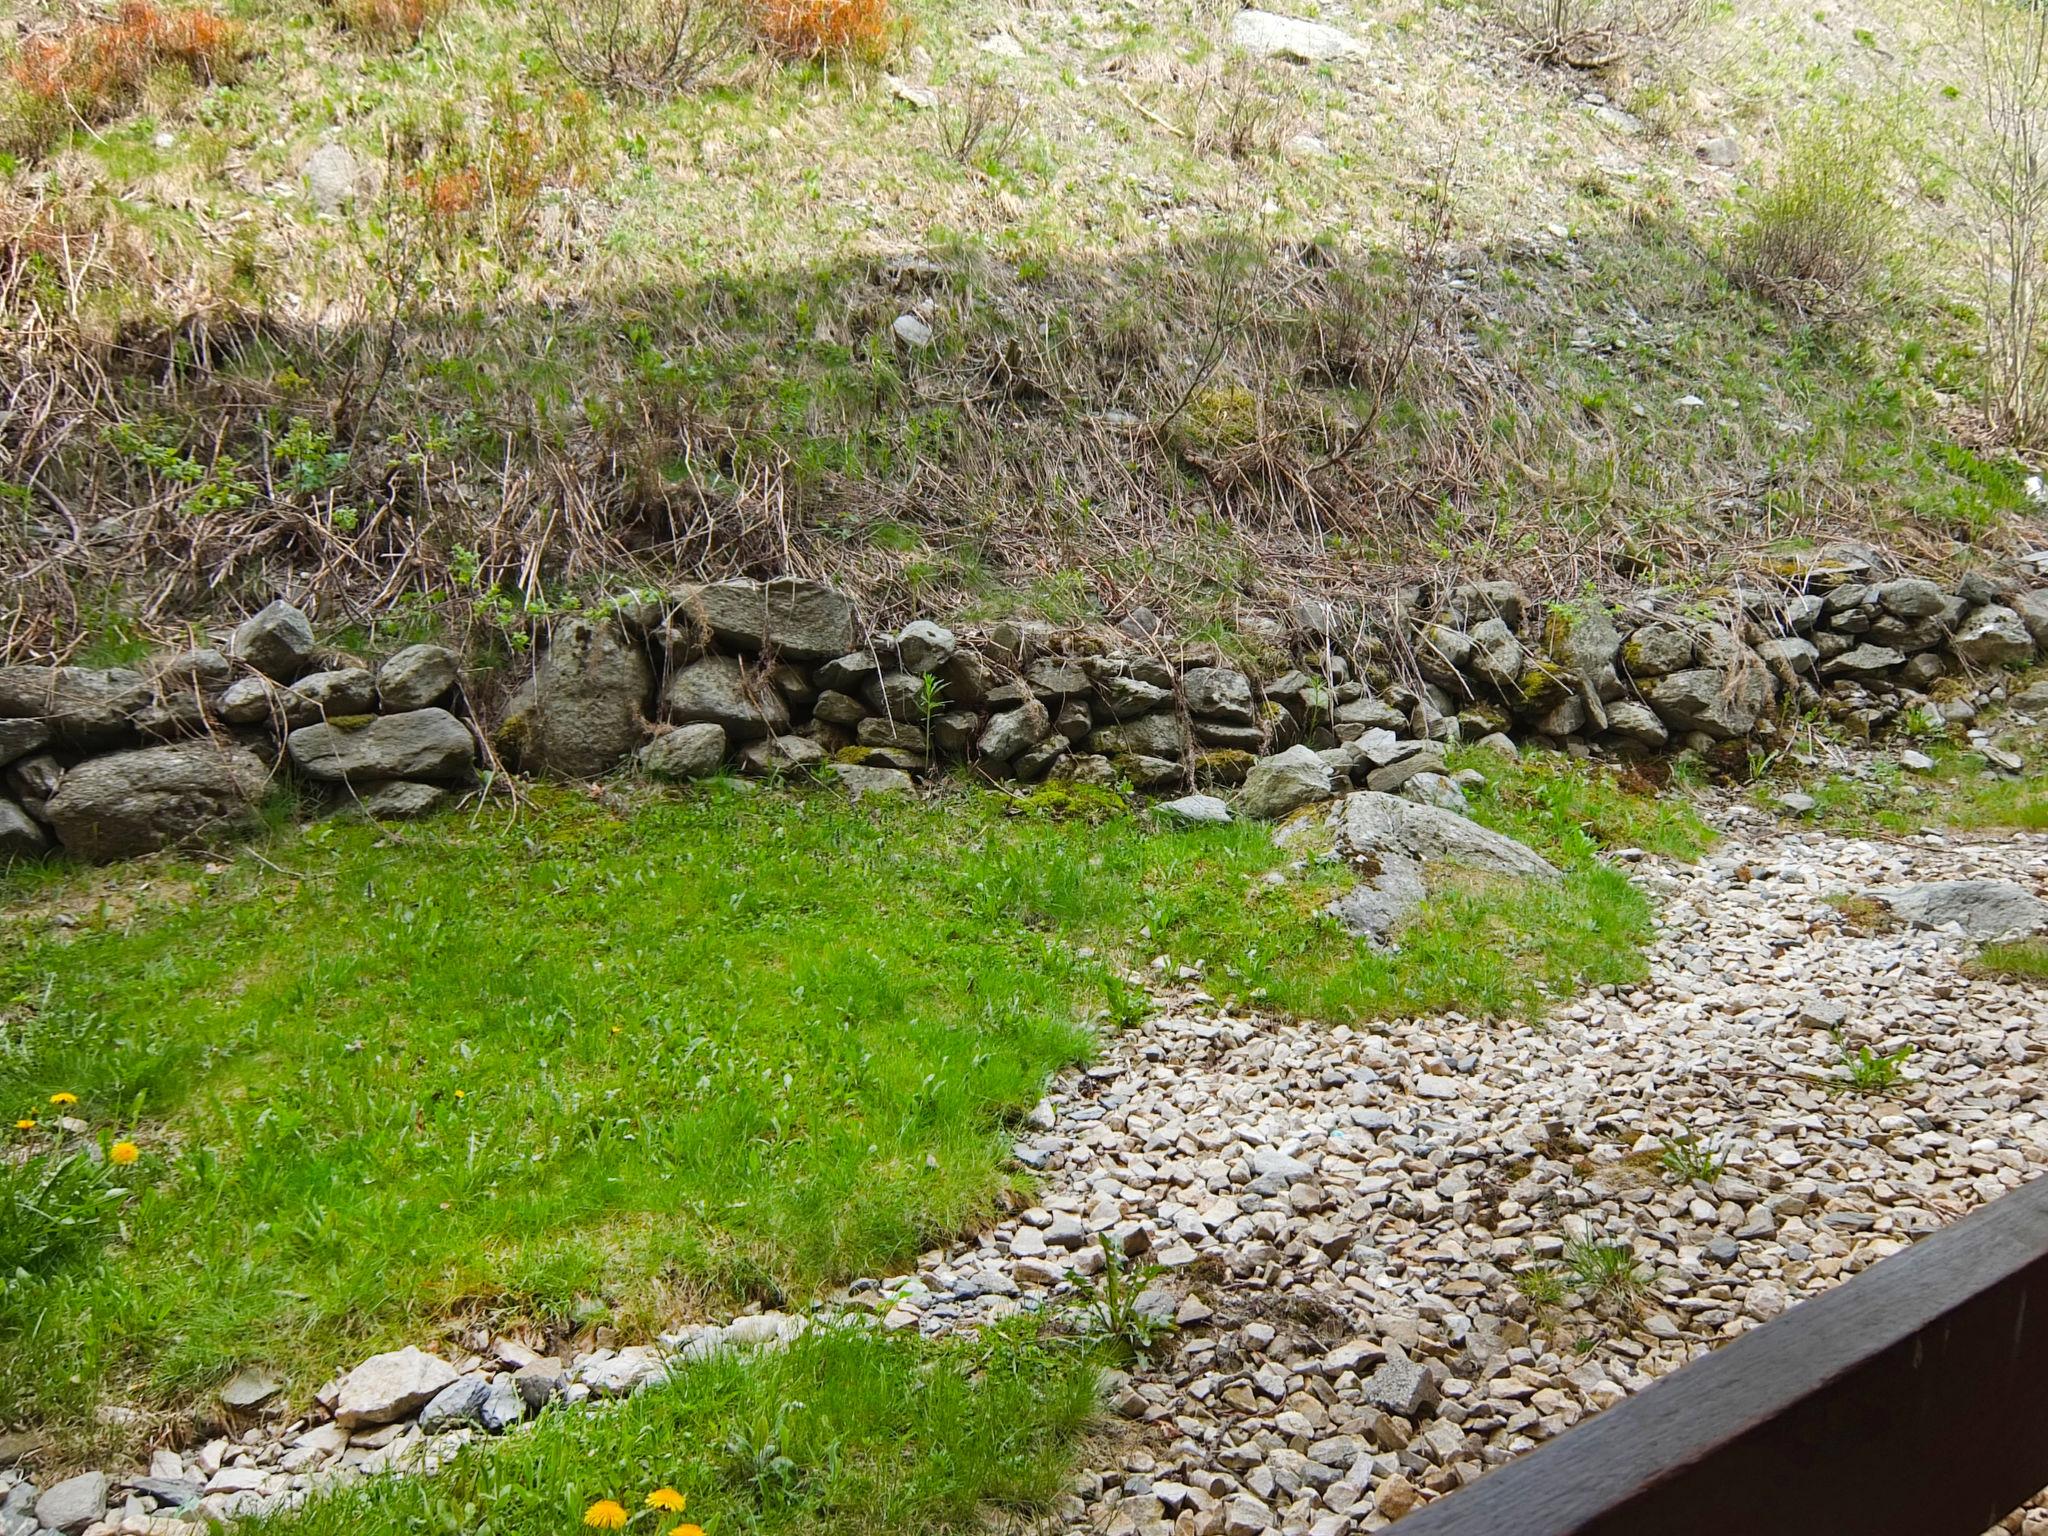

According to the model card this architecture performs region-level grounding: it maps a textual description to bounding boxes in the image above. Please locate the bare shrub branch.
[536,0,739,97]
[1960,0,2048,444]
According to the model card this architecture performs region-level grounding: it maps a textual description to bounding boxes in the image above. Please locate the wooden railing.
[1394,1172,2048,1535]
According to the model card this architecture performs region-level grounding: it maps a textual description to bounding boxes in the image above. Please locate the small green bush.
[1733,112,1897,320]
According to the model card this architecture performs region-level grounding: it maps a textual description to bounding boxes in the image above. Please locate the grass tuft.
[1970,937,2048,983]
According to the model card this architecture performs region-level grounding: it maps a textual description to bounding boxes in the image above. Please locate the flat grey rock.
[45,739,269,860]
[332,1347,459,1427]
[682,578,857,662]
[290,708,475,784]
[352,780,451,820]
[1881,881,2048,941]
[832,763,915,801]
[0,665,150,747]
[35,1472,107,1535]
[1237,745,1333,820]
[1229,8,1362,60]
[1156,794,1231,825]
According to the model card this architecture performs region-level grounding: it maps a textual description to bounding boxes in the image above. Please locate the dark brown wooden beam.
[1393,1172,2048,1536]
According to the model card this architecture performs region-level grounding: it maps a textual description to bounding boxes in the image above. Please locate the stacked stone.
[3,546,2044,866]
[0,602,471,863]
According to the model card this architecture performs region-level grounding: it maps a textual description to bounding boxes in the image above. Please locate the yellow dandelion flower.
[453,1090,466,1100]
[676,1525,704,1536]
[14,1119,35,1131]
[49,1092,77,1106]
[646,1489,686,1513]
[582,1500,629,1530]
[109,1140,140,1165]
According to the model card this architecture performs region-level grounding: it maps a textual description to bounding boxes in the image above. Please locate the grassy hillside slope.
[3,0,2044,658]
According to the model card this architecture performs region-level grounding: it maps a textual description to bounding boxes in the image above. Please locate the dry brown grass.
[751,0,896,63]
[329,0,454,44]
[4,1,241,157]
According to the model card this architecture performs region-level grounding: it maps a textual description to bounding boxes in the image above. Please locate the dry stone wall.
[4,548,2046,864]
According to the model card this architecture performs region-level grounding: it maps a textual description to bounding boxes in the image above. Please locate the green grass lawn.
[0,761,1704,1454]
[1760,709,2047,835]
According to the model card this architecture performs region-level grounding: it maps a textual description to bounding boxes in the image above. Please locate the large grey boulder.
[0,798,46,863]
[230,601,318,681]
[1645,659,1774,739]
[1880,881,2048,941]
[289,709,475,784]
[0,665,150,747]
[1952,604,2035,668]
[0,717,50,768]
[1229,8,1362,60]
[1465,618,1526,695]
[1620,622,1694,677]
[1822,643,1905,680]
[2014,589,2048,649]
[500,620,651,778]
[1238,745,1333,820]
[1873,578,1947,619]
[1089,712,1188,760]
[1285,790,1559,944]
[638,721,727,780]
[978,699,1052,763]
[1543,599,1622,728]
[1181,666,1255,723]
[35,1472,108,1535]
[45,740,269,861]
[892,619,956,674]
[353,781,450,820]
[377,645,460,712]
[333,1347,460,1428]
[663,655,789,742]
[683,579,857,662]
[1603,699,1669,747]
[282,668,377,725]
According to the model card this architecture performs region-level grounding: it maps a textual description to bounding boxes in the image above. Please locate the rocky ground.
[875,800,2048,1533]
[7,800,2048,1536]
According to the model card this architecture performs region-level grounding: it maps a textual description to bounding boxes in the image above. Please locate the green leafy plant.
[274,417,350,495]
[1659,1128,1726,1184]
[1837,1043,1913,1093]
[105,421,257,517]
[915,672,947,750]
[1070,1237,1171,1361]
